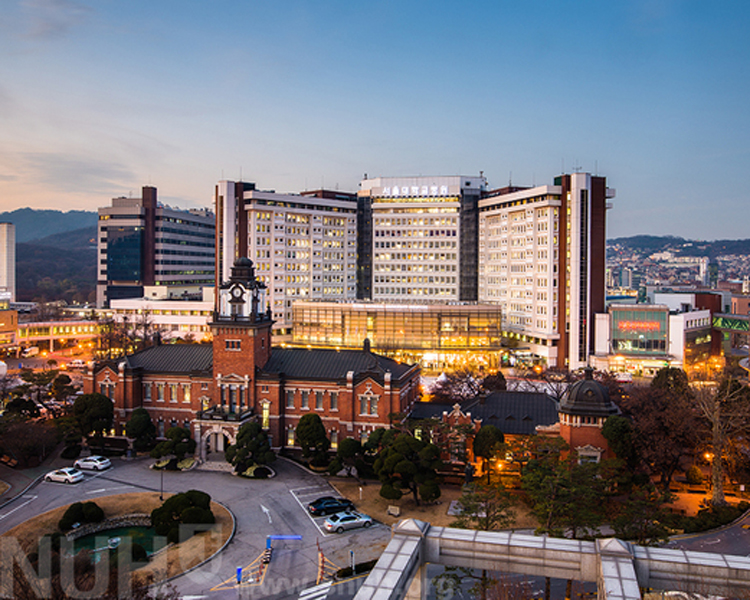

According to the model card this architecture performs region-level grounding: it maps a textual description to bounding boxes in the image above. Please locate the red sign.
[617,321,661,332]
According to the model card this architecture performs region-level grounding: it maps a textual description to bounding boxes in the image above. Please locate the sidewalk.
[0,447,77,507]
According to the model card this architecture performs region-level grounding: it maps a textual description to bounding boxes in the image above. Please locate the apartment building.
[215,181,358,335]
[0,223,14,302]
[96,186,215,307]
[478,173,615,369]
[357,175,487,302]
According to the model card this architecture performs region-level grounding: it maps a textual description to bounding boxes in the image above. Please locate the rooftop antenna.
[508,171,512,187]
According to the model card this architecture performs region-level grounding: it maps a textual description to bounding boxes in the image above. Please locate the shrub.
[686,465,703,485]
[61,445,82,459]
[59,501,104,531]
[151,490,215,544]
[82,502,104,523]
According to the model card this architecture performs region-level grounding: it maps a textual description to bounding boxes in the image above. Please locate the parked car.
[74,455,112,471]
[44,467,84,484]
[307,496,355,516]
[324,511,373,533]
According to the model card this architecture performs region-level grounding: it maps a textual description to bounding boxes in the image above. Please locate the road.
[0,457,390,600]
[665,511,750,557]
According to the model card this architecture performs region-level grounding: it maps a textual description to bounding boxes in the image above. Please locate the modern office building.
[357,175,488,303]
[478,173,615,369]
[0,223,15,302]
[290,300,504,372]
[214,181,358,335]
[96,186,215,307]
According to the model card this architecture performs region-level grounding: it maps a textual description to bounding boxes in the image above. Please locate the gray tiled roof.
[123,344,213,375]
[462,392,559,436]
[261,348,415,382]
[409,391,559,436]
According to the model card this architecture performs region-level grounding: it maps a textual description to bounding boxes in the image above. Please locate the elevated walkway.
[353,519,750,600]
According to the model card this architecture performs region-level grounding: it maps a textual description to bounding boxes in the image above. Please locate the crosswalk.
[298,580,332,600]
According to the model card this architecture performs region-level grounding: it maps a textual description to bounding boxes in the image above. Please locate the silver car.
[324,511,373,533]
[44,467,85,484]
[74,455,112,471]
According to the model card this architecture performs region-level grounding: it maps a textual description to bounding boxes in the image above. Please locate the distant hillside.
[0,208,97,243]
[609,235,750,259]
[16,227,97,304]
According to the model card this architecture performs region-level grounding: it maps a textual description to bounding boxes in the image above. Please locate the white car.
[45,467,84,484]
[74,455,112,471]
[324,511,373,533]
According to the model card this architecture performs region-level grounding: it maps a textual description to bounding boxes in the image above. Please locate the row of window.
[144,382,193,403]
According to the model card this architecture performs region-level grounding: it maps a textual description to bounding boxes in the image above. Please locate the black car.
[307,496,355,516]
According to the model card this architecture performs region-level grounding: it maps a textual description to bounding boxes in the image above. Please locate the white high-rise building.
[0,223,15,302]
[357,175,487,302]
[215,181,358,335]
[479,173,615,369]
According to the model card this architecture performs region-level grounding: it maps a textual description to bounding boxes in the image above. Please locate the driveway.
[0,456,389,600]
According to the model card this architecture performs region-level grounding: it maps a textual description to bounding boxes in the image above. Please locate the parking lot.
[290,484,382,537]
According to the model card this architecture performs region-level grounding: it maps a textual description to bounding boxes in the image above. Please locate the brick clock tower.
[210,257,273,415]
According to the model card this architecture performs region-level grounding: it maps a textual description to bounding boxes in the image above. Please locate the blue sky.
[1,0,748,239]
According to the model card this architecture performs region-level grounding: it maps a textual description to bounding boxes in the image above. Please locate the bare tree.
[692,377,750,507]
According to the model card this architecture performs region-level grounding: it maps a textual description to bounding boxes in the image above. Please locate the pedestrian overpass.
[354,519,750,600]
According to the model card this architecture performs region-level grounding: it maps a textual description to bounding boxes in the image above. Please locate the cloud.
[18,151,135,195]
[21,0,93,40]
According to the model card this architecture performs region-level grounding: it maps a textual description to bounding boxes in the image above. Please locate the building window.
[144,384,151,402]
[330,392,338,411]
[157,384,165,402]
[301,391,309,409]
[226,339,241,350]
[359,394,379,416]
[262,402,270,429]
[315,391,323,410]
[330,429,338,450]
[286,389,295,409]
[183,384,191,404]
[158,419,165,437]
[286,427,295,446]
[170,384,178,403]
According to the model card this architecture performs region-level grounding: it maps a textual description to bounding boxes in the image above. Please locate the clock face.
[231,286,243,299]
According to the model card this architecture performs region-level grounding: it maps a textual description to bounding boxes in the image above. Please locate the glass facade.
[292,301,504,371]
[610,307,668,355]
[107,226,143,282]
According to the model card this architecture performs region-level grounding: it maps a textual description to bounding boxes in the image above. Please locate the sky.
[1,0,749,240]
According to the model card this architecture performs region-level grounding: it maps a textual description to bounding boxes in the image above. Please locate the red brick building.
[556,368,618,462]
[84,258,421,459]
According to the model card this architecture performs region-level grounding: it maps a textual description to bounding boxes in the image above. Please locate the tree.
[3,396,40,419]
[611,484,671,546]
[225,421,275,474]
[295,413,330,465]
[652,366,692,396]
[150,427,196,461]
[472,425,504,484]
[522,458,606,539]
[601,415,639,474]
[51,373,76,403]
[620,384,700,492]
[372,432,442,505]
[445,481,516,600]
[73,393,114,447]
[430,369,508,403]
[0,416,58,467]
[693,377,750,507]
[328,437,363,477]
[126,408,157,452]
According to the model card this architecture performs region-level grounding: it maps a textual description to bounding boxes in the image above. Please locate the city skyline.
[2,0,749,241]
